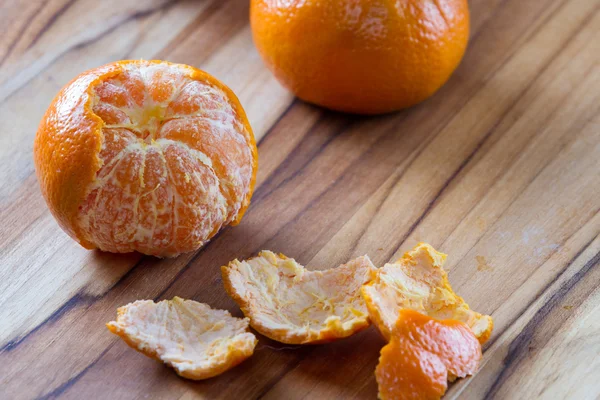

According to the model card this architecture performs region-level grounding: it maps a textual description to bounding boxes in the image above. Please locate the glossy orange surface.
[376,309,482,400]
[251,0,470,114]
[34,60,257,257]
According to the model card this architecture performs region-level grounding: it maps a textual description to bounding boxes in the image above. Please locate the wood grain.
[0,0,598,399]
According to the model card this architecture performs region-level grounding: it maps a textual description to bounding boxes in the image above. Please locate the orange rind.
[376,309,482,400]
[106,297,257,380]
[362,243,493,344]
[221,251,376,344]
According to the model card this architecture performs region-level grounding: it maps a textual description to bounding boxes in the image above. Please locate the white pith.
[77,62,253,256]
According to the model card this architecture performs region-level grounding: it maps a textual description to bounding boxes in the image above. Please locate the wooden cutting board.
[1,0,598,399]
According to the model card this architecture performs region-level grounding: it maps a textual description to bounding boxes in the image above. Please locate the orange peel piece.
[376,309,482,400]
[362,243,493,344]
[221,251,376,344]
[106,297,257,380]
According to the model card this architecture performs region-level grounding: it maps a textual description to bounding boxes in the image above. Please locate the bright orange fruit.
[251,0,470,114]
[34,60,257,257]
[376,309,482,400]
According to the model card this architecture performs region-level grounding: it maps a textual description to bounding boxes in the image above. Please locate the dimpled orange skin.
[376,309,482,400]
[34,60,257,257]
[251,0,470,115]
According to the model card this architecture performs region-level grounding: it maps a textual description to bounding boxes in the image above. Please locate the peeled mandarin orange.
[34,60,257,257]
[376,309,482,400]
[107,297,257,380]
[222,251,376,344]
[362,243,493,344]
[251,0,470,114]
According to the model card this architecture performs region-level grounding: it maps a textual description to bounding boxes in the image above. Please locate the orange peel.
[106,297,257,380]
[376,309,482,400]
[221,251,376,344]
[362,243,493,344]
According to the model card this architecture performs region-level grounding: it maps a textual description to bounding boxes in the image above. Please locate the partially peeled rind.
[362,243,493,344]
[106,297,257,380]
[222,251,376,344]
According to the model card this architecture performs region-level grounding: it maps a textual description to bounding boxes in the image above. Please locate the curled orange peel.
[376,309,482,400]
[362,243,493,344]
[107,297,257,380]
[221,250,376,344]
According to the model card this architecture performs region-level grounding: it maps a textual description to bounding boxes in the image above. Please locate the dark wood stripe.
[468,0,510,44]
[251,107,325,205]
[70,1,176,53]
[1,293,89,353]
[254,349,316,400]
[26,0,78,51]
[154,0,229,60]
[37,344,115,400]
[255,99,298,147]
[484,244,600,398]
[252,116,351,205]
[473,207,600,358]
[387,113,503,259]
[154,238,220,300]
[1,0,175,105]
[1,255,144,353]
[441,48,598,253]
[0,0,50,67]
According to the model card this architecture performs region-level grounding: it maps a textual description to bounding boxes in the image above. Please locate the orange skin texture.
[251,0,470,114]
[34,60,257,256]
[376,309,482,400]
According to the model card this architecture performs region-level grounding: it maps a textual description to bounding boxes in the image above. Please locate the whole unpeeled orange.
[251,0,470,114]
[34,60,257,257]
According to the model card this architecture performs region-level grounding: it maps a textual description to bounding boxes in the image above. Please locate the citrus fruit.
[222,251,376,344]
[250,0,470,114]
[106,297,257,380]
[362,243,493,344]
[376,309,482,400]
[34,60,257,257]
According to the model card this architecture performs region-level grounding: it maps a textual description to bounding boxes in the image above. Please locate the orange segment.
[222,251,376,344]
[34,60,257,257]
[376,309,482,400]
[106,297,257,380]
[362,243,493,344]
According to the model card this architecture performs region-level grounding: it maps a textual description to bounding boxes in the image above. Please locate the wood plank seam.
[0,0,50,67]
[483,246,600,397]
[38,344,115,400]
[440,61,599,269]
[154,0,226,61]
[26,0,79,52]
[0,256,145,353]
[0,0,175,104]
[250,118,352,207]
